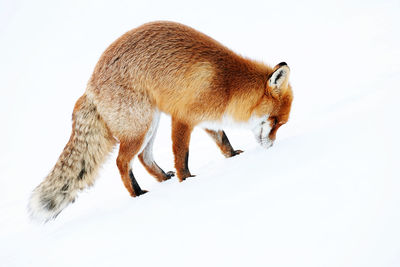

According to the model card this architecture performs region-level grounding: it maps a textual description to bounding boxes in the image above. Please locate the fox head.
[252,62,293,148]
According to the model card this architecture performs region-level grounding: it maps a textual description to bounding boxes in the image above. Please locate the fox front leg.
[171,118,195,181]
[204,129,243,158]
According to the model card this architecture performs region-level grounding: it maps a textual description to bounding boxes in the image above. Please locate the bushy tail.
[28,94,115,222]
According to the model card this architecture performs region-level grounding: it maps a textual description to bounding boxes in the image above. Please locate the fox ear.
[267,62,290,97]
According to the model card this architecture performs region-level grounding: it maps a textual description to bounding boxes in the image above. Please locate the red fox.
[29,21,293,222]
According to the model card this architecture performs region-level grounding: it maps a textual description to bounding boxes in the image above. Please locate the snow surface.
[1,0,400,266]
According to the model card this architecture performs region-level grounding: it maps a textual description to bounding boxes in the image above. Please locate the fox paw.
[166,171,175,179]
[157,171,175,182]
[231,149,244,157]
[137,190,148,196]
[179,174,196,182]
[131,189,148,197]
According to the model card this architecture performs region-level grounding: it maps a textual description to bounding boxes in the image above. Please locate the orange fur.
[83,20,294,193]
[30,21,293,222]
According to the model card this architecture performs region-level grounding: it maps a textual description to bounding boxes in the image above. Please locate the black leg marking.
[184,151,189,172]
[221,131,244,157]
[206,129,243,158]
[220,131,234,154]
[129,170,147,196]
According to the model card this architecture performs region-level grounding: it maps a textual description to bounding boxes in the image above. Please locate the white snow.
[1,0,399,266]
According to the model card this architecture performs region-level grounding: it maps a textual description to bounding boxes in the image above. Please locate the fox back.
[89,21,291,125]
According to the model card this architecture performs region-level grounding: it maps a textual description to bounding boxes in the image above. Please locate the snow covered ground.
[1,0,399,266]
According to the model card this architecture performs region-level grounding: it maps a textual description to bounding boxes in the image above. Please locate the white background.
[1,0,399,266]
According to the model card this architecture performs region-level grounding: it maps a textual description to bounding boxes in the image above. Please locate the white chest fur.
[198,114,269,131]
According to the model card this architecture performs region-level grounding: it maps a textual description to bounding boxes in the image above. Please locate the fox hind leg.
[117,137,148,197]
[205,129,243,158]
[91,83,160,196]
[138,113,175,182]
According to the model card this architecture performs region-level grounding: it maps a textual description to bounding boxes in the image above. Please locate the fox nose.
[265,140,274,149]
[260,138,274,149]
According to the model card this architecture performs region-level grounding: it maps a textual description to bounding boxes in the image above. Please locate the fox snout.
[252,120,275,149]
[259,137,274,149]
